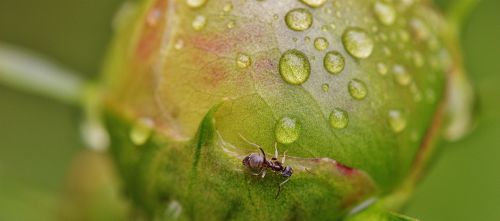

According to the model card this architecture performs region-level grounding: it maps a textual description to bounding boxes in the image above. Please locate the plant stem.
[447,0,480,33]
[0,42,88,106]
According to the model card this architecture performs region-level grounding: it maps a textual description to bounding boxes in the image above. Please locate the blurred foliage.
[0,0,499,220]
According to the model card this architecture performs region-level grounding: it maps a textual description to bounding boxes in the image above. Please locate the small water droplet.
[147,8,162,27]
[324,51,345,75]
[186,0,207,8]
[314,37,329,51]
[342,28,374,59]
[192,15,207,31]
[227,20,235,29]
[304,36,311,43]
[279,49,311,85]
[174,39,184,50]
[275,117,301,144]
[223,3,233,13]
[410,18,430,41]
[285,8,313,31]
[393,64,412,86]
[373,1,396,26]
[163,200,183,220]
[300,0,327,8]
[348,79,368,100]
[236,53,251,68]
[130,118,155,146]
[377,62,388,75]
[388,110,407,133]
[322,83,330,92]
[329,108,349,129]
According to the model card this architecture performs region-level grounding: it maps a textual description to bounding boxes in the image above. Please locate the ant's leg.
[261,170,267,178]
[274,143,279,159]
[275,178,290,199]
[281,150,288,164]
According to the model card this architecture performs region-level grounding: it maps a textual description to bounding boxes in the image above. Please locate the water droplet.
[322,84,330,92]
[329,108,349,129]
[275,117,301,144]
[314,37,329,51]
[410,18,430,41]
[186,0,207,8]
[300,0,327,8]
[130,118,154,146]
[227,20,235,29]
[388,110,407,133]
[348,79,368,100]
[342,28,374,59]
[174,39,184,50]
[279,49,311,85]
[236,53,251,68]
[223,3,233,13]
[373,1,396,26]
[392,64,412,86]
[192,15,207,31]
[324,51,345,75]
[164,200,183,220]
[304,36,311,43]
[285,8,313,31]
[377,62,388,75]
[147,8,162,27]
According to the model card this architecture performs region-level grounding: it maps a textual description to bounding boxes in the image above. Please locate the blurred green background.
[0,0,498,220]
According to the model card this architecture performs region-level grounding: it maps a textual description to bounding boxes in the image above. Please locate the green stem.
[446,0,480,33]
[0,42,88,105]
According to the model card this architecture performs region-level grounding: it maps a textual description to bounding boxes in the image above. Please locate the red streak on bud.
[135,0,167,59]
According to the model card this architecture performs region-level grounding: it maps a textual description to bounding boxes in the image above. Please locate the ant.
[240,135,293,199]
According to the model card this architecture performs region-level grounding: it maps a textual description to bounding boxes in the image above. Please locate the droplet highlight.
[300,0,327,8]
[130,118,154,146]
[373,1,396,26]
[324,51,345,75]
[348,79,368,100]
[279,49,311,85]
[342,28,374,59]
[236,53,252,69]
[388,110,407,133]
[314,37,329,51]
[285,8,313,31]
[329,108,349,129]
[275,117,301,144]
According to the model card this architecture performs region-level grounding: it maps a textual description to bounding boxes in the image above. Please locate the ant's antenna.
[238,133,261,149]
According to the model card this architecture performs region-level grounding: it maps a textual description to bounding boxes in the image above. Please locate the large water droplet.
[348,79,368,100]
[373,1,396,26]
[388,110,407,133]
[285,8,313,31]
[300,0,327,8]
[314,37,329,51]
[342,28,374,59]
[192,15,207,31]
[279,49,311,85]
[324,51,345,75]
[130,118,154,146]
[329,108,349,129]
[275,117,301,144]
[393,64,412,86]
[186,0,207,8]
[236,53,252,68]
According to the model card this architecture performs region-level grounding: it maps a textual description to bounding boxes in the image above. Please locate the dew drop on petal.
[342,28,374,59]
[324,51,345,75]
[275,117,301,144]
[329,108,349,129]
[279,49,311,85]
[285,8,313,31]
[348,79,368,100]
